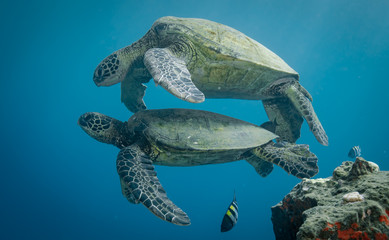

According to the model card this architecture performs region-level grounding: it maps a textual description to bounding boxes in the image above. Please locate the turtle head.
[93,51,128,86]
[94,34,155,87]
[78,112,132,148]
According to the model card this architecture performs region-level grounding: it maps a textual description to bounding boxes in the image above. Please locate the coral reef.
[342,192,364,203]
[271,157,389,240]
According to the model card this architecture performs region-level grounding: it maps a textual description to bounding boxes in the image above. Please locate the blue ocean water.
[1,0,388,239]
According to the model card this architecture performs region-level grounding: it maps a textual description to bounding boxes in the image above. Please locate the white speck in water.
[218,86,221,90]
[193,141,198,144]
[187,136,191,139]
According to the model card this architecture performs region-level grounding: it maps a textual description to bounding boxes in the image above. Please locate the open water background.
[1,0,388,239]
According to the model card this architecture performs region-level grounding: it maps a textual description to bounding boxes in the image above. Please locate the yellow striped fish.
[221,192,238,232]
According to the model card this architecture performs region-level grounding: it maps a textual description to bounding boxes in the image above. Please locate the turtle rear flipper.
[285,82,328,146]
[252,142,319,179]
[245,154,274,177]
[144,48,205,103]
[121,78,148,113]
[262,98,303,143]
[117,145,190,226]
[262,78,328,146]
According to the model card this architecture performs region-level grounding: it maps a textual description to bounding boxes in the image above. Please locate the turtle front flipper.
[143,48,205,103]
[117,145,190,226]
[252,142,319,179]
[262,98,303,143]
[119,178,140,204]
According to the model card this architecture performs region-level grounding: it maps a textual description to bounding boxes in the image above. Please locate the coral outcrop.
[271,157,389,240]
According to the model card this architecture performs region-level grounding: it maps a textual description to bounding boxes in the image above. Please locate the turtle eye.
[155,23,167,33]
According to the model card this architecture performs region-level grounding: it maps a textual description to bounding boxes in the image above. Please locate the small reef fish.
[221,192,238,232]
[348,146,361,158]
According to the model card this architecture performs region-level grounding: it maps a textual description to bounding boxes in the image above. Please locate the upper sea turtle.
[93,16,328,146]
[78,108,318,225]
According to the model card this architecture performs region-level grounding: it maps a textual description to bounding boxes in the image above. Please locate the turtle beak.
[93,67,105,86]
[93,70,121,86]
[93,65,109,87]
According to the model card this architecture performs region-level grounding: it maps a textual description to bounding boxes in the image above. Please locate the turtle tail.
[251,141,319,179]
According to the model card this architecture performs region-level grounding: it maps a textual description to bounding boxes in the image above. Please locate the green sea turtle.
[93,16,328,146]
[78,108,319,226]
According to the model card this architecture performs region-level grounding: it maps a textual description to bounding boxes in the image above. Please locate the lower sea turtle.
[93,16,328,146]
[78,108,318,225]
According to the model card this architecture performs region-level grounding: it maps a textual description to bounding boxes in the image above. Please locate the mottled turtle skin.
[78,109,318,226]
[93,16,328,146]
